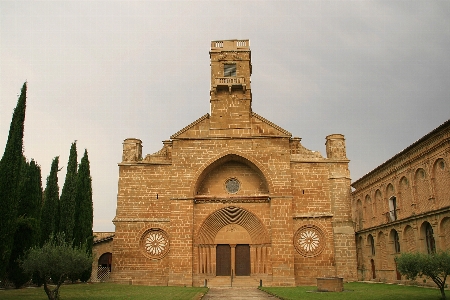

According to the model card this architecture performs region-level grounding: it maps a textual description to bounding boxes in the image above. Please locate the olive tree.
[395,251,450,300]
[20,233,92,300]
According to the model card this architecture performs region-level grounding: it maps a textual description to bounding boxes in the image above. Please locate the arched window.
[391,230,400,253]
[388,196,397,221]
[414,168,429,205]
[365,195,373,226]
[375,190,383,219]
[357,236,363,268]
[425,223,436,254]
[356,200,363,230]
[368,234,375,256]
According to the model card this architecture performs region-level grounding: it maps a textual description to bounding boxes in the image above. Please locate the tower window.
[224,64,236,77]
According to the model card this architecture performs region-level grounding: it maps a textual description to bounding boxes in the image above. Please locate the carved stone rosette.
[294,225,325,257]
[140,228,170,260]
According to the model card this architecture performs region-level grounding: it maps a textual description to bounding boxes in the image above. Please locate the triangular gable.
[170,113,210,139]
[251,112,292,137]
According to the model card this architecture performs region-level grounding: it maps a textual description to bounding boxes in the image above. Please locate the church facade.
[109,40,357,286]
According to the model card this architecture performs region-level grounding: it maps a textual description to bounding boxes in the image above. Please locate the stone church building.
[103,40,357,286]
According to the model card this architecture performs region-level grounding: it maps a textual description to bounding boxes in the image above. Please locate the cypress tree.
[40,157,60,245]
[0,82,27,278]
[73,149,93,281]
[59,142,77,242]
[8,158,43,287]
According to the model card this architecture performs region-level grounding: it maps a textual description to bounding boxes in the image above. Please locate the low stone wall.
[317,277,343,292]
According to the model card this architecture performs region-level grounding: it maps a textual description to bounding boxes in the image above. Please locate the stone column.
[211,246,216,275]
[230,244,236,277]
[250,245,256,274]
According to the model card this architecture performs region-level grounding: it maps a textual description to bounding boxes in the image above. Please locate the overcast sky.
[1,1,449,232]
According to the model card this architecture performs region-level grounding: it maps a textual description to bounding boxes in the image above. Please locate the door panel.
[216,244,231,276]
[235,244,250,276]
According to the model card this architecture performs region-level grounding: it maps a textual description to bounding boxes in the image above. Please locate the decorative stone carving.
[142,140,172,163]
[294,225,326,257]
[122,138,142,162]
[194,196,270,204]
[325,134,347,160]
[141,228,170,259]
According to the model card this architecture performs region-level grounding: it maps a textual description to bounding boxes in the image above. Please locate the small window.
[368,234,376,256]
[393,230,401,253]
[388,197,397,221]
[224,64,236,77]
[425,223,436,254]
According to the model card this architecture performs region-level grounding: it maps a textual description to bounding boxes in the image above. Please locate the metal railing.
[92,266,111,282]
[214,77,245,85]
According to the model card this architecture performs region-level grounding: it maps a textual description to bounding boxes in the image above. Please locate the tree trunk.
[43,282,61,300]
[440,286,446,300]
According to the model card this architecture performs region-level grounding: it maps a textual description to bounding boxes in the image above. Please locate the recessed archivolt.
[196,206,269,245]
[191,151,272,196]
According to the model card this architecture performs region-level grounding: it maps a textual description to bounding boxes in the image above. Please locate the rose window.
[141,229,169,259]
[225,178,240,194]
[294,225,325,257]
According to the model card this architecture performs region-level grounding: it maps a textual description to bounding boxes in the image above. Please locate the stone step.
[207,276,259,287]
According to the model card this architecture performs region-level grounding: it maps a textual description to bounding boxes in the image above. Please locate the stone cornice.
[170,113,210,139]
[112,218,170,223]
[252,112,292,137]
[118,161,172,166]
[293,213,333,219]
[93,234,115,244]
[171,135,290,141]
[194,196,270,204]
[356,206,450,234]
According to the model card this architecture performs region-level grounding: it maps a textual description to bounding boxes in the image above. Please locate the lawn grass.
[261,282,444,300]
[1,282,445,300]
[0,283,208,300]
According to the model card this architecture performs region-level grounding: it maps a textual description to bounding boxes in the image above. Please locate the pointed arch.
[399,176,412,210]
[191,151,273,196]
[364,195,373,227]
[439,217,450,250]
[432,158,449,207]
[414,168,429,206]
[402,225,416,253]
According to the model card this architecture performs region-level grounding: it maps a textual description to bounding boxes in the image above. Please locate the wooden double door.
[216,244,250,276]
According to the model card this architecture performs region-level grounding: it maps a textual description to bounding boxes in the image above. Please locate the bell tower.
[209,40,252,130]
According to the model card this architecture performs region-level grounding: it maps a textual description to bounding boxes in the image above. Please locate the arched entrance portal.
[196,206,270,277]
[97,252,112,281]
[215,224,251,276]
